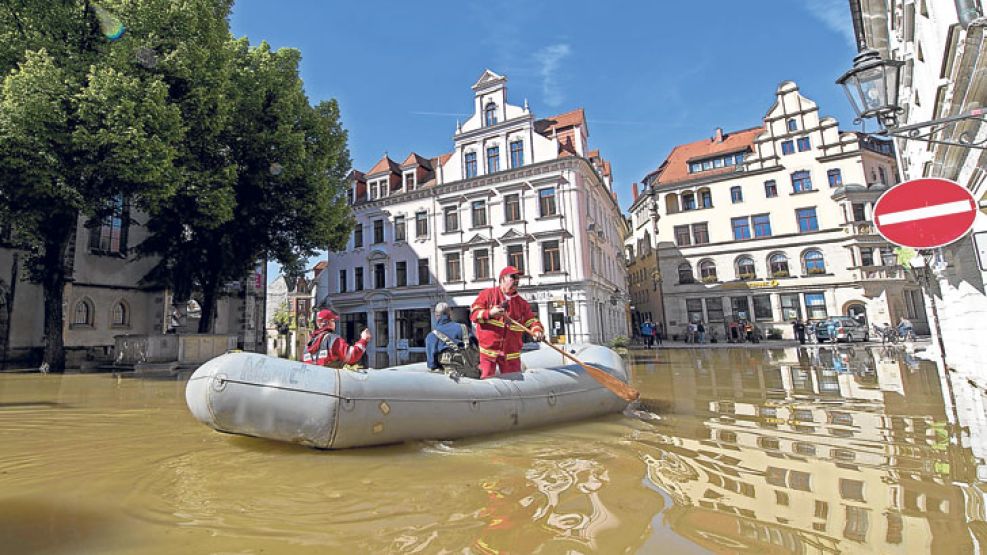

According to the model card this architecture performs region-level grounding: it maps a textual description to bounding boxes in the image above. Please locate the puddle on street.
[0,345,984,554]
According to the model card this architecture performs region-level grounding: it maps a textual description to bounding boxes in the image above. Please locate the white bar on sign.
[876,199,974,226]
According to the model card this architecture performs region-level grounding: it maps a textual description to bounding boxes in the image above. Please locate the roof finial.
[456,119,462,132]
[523,98,529,111]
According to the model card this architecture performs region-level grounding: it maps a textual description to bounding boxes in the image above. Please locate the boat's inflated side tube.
[185,343,631,449]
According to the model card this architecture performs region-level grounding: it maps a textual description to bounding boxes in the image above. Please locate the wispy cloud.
[534,43,571,107]
[801,0,856,49]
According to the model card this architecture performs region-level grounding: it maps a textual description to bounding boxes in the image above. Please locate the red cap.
[499,266,522,279]
[316,308,338,321]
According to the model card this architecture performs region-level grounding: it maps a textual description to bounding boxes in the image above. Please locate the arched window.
[699,260,717,282]
[665,193,680,214]
[681,192,696,211]
[677,263,694,284]
[736,256,756,280]
[484,102,498,126]
[111,300,129,326]
[697,187,713,208]
[803,250,826,274]
[769,253,790,278]
[73,298,94,326]
[787,118,798,132]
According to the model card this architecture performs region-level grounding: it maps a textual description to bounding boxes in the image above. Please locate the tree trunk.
[198,272,220,334]
[0,253,17,369]
[41,222,74,372]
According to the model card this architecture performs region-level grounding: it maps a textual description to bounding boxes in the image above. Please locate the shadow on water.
[0,401,68,410]
[0,498,115,554]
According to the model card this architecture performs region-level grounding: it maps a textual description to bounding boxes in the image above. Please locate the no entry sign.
[873,178,976,249]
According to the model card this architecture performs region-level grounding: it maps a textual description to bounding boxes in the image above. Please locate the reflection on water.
[0,347,984,553]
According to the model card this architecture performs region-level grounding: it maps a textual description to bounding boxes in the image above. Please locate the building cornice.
[454,116,534,142]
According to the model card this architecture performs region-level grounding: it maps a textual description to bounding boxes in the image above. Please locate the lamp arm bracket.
[875,109,987,150]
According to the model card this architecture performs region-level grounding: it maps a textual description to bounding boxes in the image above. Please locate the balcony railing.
[857,265,905,281]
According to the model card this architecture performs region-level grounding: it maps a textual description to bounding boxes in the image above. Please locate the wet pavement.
[0,344,984,553]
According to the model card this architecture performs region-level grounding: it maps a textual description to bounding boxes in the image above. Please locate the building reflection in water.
[638,346,987,553]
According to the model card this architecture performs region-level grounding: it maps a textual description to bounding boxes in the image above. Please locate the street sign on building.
[873,178,977,249]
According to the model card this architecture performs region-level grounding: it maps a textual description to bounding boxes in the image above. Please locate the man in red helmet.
[302,308,371,367]
[470,266,545,378]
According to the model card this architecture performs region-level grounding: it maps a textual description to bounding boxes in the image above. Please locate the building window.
[781,140,795,155]
[484,102,497,126]
[446,253,462,282]
[769,253,790,277]
[828,169,843,187]
[111,301,128,326]
[681,193,696,211]
[465,152,477,178]
[797,207,819,232]
[736,256,756,280]
[787,118,798,132]
[394,216,406,242]
[852,203,867,222]
[731,296,750,320]
[404,171,416,190]
[803,249,826,274]
[880,247,896,266]
[373,219,384,244]
[764,180,778,198]
[339,269,347,293]
[417,258,430,285]
[396,261,407,287]
[678,263,694,284]
[699,260,717,282]
[542,240,561,273]
[369,179,387,200]
[504,193,521,222]
[471,200,487,227]
[444,205,459,232]
[374,263,385,289]
[486,146,500,173]
[473,249,490,280]
[840,479,866,502]
[507,244,525,274]
[89,195,128,254]
[730,186,743,203]
[860,247,874,266]
[689,162,702,173]
[804,292,828,320]
[792,170,813,193]
[699,189,712,208]
[353,224,363,248]
[753,295,772,320]
[705,298,724,322]
[752,214,772,237]
[732,217,751,240]
[797,137,811,151]
[538,188,558,217]
[686,298,703,323]
[510,140,524,168]
[415,211,428,238]
[780,293,801,320]
[878,166,888,184]
[73,298,94,326]
[691,223,709,245]
[674,225,691,246]
[844,506,869,542]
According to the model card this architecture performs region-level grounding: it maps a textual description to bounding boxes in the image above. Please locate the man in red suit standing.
[470,266,545,378]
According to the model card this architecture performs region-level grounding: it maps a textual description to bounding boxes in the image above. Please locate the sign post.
[873,178,977,249]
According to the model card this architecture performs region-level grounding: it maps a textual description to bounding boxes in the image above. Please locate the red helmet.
[499,266,523,279]
[316,308,338,322]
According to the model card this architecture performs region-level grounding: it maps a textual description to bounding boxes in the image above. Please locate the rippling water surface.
[1,345,985,554]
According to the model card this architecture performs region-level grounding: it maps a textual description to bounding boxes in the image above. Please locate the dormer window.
[369,179,387,200]
[484,102,498,126]
[403,171,416,190]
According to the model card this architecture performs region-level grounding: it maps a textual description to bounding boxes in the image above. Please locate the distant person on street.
[641,320,654,348]
[806,321,817,344]
[697,321,706,344]
[656,322,663,346]
[827,320,837,343]
[795,320,807,344]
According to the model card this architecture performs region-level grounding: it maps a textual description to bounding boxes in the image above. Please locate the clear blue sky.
[229,0,862,277]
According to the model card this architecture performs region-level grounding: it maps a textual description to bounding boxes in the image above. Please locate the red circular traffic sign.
[873,178,977,249]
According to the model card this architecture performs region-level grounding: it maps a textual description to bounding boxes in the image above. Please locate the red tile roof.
[400,152,432,169]
[653,126,763,185]
[534,108,586,136]
[367,155,401,177]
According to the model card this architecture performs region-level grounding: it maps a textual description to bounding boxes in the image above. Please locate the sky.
[228,0,863,279]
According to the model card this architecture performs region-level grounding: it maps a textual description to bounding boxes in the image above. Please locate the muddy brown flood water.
[1,345,985,554]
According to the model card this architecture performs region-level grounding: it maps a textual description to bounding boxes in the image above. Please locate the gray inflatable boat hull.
[185,343,630,449]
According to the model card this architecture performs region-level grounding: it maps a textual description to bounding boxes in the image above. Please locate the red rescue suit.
[470,287,544,378]
[302,326,367,367]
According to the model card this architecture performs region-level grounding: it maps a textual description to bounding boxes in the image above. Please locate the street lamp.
[647,187,668,332]
[837,48,987,148]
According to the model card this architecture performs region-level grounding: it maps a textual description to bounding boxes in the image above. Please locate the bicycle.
[873,324,899,345]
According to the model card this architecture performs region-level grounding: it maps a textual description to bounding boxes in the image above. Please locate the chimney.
[632,182,639,201]
[714,127,724,143]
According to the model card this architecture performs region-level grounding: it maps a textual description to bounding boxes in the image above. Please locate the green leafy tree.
[0,1,184,371]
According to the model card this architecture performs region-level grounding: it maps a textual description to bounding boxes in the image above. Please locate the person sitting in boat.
[426,302,480,378]
[470,266,545,379]
[302,308,370,368]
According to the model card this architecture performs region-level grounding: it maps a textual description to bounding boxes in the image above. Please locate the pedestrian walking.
[697,321,706,344]
[655,322,663,346]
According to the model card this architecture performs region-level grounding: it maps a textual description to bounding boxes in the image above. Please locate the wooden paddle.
[504,315,640,402]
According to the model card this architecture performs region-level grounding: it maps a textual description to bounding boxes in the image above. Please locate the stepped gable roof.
[367,155,401,177]
[534,108,586,136]
[654,126,762,186]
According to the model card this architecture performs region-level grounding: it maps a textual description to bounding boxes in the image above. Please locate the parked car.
[815,316,870,343]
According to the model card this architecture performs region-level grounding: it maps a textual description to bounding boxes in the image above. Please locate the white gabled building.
[627,82,929,341]
[318,71,628,368]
